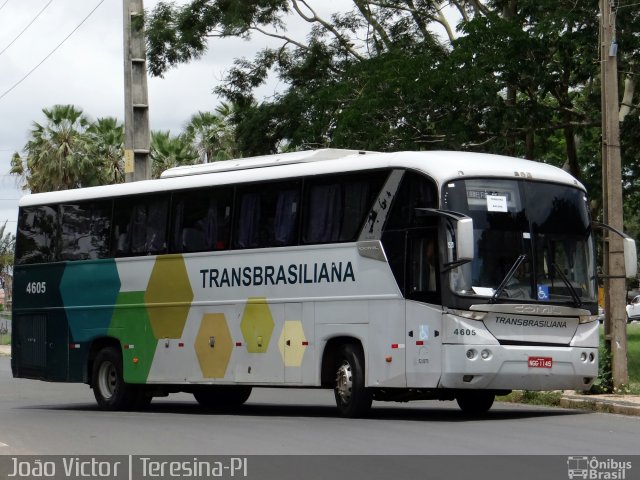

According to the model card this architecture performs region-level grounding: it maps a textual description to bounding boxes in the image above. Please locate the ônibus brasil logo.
[567,456,632,480]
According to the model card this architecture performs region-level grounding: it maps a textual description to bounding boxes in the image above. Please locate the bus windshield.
[442,178,596,304]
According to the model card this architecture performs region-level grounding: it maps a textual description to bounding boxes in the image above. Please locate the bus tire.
[193,386,252,409]
[92,347,140,411]
[456,391,495,415]
[333,343,372,418]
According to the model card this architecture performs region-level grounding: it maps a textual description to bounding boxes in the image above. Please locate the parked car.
[626,295,640,322]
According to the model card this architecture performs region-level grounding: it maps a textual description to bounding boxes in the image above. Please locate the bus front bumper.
[439,344,598,391]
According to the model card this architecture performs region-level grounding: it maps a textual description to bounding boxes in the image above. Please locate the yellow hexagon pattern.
[145,255,194,339]
[278,320,307,367]
[240,297,274,353]
[195,313,233,378]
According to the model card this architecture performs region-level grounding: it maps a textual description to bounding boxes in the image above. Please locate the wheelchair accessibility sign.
[537,285,549,300]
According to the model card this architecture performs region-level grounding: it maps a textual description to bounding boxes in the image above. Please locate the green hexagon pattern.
[109,291,158,383]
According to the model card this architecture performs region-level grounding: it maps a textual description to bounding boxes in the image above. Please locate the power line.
[0,0,106,102]
[0,0,9,13]
[0,0,54,58]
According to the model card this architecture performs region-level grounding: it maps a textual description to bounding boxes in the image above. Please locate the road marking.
[0,442,8,447]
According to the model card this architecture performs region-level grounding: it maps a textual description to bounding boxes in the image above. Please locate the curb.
[560,394,640,416]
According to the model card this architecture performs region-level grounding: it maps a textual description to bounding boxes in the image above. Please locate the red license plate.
[528,356,552,368]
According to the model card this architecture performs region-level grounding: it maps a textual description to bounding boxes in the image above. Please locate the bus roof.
[18,149,585,207]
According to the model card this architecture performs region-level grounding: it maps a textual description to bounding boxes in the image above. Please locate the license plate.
[528,356,552,368]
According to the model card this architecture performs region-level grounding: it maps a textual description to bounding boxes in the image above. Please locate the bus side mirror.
[456,217,474,261]
[415,208,474,263]
[592,221,637,279]
[624,237,637,279]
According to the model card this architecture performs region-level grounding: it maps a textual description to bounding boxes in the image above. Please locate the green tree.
[150,130,199,178]
[10,106,125,192]
[184,104,238,162]
[10,105,94,192]
[86,117,125,184]
[144,1,640,194]
[0,221,15,303]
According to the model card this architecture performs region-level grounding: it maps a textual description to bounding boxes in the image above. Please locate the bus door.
[405,229,443,388]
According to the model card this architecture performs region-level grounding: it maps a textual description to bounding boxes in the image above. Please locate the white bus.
[11,149,637,416]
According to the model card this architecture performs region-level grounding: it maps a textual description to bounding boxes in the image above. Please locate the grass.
[626,323,640,393]
[0,336,9,346]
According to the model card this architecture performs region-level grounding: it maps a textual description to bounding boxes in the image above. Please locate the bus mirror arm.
[415,208,474,262]
[592,221,638,279]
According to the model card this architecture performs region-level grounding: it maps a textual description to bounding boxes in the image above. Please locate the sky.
[0,0,346,235]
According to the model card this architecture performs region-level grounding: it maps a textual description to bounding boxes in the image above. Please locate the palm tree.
[150,130,199,178]
[86,117,125,185]
[184,103,239,163]
[11,105,96,192]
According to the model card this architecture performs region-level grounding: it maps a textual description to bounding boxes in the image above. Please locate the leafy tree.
[0,221,15,304]
[10,106,125,192]
[86,117,125,184]
[184,103,238,162]
[150,130,199,178]
[144,1,640,193]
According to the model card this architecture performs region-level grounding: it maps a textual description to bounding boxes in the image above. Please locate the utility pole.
[600,0,628,388]
[123,0,151,182]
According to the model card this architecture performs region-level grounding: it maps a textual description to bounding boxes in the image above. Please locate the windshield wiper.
[551,263,582,307]
[490,254,528,304]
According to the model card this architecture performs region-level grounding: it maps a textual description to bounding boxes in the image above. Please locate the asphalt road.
[1,357,639,456]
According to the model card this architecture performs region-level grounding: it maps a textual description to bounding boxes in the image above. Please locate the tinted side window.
[15,206,59,265]
[60,201,112,261]
[113,195,169,256]
[303,171,387,244]
[171,188,233,253]
[385,171,438,230]
[233,181,300,249]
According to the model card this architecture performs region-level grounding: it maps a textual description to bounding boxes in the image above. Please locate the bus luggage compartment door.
[13,313,69,381]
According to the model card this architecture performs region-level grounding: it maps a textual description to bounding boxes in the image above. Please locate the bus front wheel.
[92,347,146,411]
[456,390,495,415]
[333,344,372,418]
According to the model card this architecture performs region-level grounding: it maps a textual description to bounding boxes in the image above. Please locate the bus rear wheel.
[456,391,495,415]
[92,347,146,411]
[193,386,252,409]
[333,344,372,418]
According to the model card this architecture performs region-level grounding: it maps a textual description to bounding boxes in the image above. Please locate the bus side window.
[170,188,232,253]
[15,206,59,265]
[113,194,169,256]
[60,201,111,261]
[385,171,438,230]
[233,181,300,249]
[407,232,439,301]
[302,171,387,245]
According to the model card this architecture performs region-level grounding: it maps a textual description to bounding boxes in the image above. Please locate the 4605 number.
[453,328,476,336]
[26,281,47,294]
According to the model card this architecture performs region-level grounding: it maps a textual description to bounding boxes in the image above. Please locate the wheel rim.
[335,360,353,405]
[97,361,117,400]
